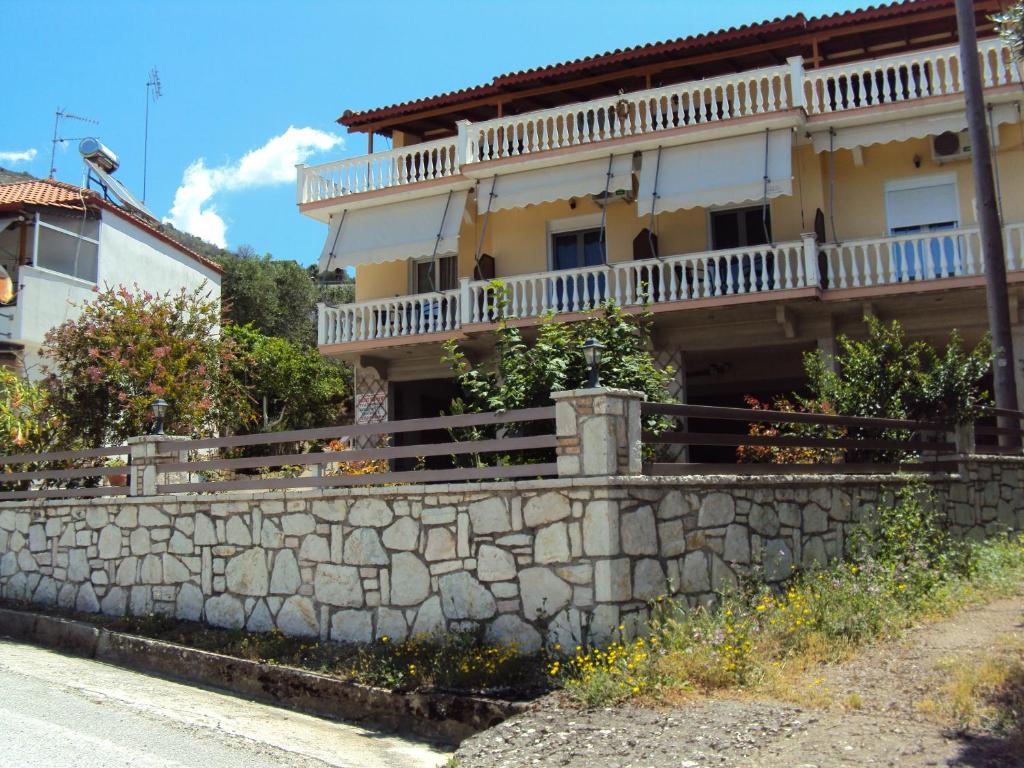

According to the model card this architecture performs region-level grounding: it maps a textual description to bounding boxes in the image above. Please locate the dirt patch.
[452,592,1024,767]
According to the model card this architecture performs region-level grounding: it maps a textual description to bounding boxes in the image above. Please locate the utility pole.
[956,0,1021,446]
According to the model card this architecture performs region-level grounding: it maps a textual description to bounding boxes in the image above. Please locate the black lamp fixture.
[148,398,168,435]
[582,337,606,388]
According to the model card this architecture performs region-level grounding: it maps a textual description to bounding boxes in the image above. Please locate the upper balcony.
[298,38,1019,210]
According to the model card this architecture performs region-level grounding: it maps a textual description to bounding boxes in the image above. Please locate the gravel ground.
[453,593,1024,768]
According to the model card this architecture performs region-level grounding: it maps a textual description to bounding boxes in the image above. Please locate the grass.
[555,484,1024,708]
[84,615,552,696]
[918,638,1024,741]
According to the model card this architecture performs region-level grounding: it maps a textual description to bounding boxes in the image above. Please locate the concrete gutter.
[0,607,527,746]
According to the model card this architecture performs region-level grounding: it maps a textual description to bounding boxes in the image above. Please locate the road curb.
[0,606,527,745]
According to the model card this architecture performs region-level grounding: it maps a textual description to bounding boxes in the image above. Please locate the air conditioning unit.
[931,130,972,164]
[591,187,635,207]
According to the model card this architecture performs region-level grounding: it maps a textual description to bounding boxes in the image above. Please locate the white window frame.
[883,172,960,235]
[408,253,457,294]
[32,212,100,284]
[705,203,773,251]
[546,213,604,271]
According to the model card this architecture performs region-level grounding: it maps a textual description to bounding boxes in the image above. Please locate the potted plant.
[105,457,128,488]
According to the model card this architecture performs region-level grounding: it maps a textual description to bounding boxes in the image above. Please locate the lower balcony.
[317,223,1024,349]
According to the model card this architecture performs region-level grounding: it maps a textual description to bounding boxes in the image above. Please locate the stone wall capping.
[550,387,647,401]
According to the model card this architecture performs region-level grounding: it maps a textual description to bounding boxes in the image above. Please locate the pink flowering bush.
[43,284,251,445]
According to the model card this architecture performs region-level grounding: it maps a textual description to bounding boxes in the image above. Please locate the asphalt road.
[0,638,450,768]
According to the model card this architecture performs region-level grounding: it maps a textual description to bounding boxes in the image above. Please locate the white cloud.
[0,148,37,166]
[165,127,342,248]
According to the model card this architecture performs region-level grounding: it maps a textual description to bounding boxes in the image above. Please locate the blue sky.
[3,0,864,266]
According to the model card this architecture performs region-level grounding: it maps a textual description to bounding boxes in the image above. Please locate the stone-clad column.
[127,435,190,497]
[551,387,645,478]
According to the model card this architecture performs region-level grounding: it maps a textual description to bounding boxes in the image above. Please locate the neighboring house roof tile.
[0,178,223,276]
[338,0,964,128]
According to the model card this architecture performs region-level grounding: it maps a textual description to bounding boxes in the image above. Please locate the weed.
[555,484,1024,707]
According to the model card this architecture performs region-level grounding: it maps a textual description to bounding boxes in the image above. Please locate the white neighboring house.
[0,177,223,378]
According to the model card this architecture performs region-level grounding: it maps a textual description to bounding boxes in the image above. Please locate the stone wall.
[1,456,1020,651]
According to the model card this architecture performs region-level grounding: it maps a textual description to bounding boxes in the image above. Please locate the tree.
[739,318,993,464]
[0,368,61,456]
[223,324,350,434]
[996,1,1024,57]
[442,295,674,463]
[803,317,992,427]
[42,284,250,444]
[218,252,353,346]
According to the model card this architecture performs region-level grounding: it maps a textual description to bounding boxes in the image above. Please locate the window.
[885,175,960,279]
[412,254,457,293]
[550,227,606,310]
[35,215,99,283]
[709,206,772,250]
[552,228,605,271]
[707,206,775,293]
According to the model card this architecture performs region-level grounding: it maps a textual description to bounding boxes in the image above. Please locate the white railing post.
[788,56,806,110]
[295,163,307,204]
[456,119,471,168]
[801,233,819,288]
[459,277,472,325]
[316,302,328,345]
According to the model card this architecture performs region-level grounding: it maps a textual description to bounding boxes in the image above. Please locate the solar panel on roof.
[83,157,157,222]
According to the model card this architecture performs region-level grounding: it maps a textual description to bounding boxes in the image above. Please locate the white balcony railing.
[468,62,797,163]
[299,39,1020,205]
[804,38,1017,115]
[318,224,1024,346]
[819,222,1024,289]
[319,289,460,345]
[466,240,810,324]
[298,137,459,204]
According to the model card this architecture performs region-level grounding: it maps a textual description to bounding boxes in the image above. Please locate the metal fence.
[640,402,960,475]
[0,407,556,501]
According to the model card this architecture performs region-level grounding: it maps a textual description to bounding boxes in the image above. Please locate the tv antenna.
[49,109,99,178]
[143,67,162,204]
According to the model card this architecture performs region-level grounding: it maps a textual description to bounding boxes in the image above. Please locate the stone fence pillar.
[127,435,190,497]
[551,387,645,478]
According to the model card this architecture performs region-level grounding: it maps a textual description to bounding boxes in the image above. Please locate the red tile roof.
[0,178,93,211]
[338,0,968,129]
[0,178,223,276]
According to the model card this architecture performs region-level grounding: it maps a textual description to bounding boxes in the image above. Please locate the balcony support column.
[801,232,819,288]
[456,119,470,168]
[787,56,806,110]
[316,301,327,345]
[459,277,472,326]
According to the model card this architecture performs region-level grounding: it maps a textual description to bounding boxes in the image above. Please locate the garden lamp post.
[148,398,168,435]
[582,338,605,388]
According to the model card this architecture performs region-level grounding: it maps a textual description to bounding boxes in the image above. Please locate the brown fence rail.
[973,408,1024,456]
[640,402,956,476]
[0,445,130,501]
[157,407,557,494]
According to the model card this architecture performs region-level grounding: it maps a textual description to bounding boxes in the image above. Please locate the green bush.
[442,294,674,464]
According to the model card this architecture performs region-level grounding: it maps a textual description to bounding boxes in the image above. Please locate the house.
[298,0,1024,444]
[0,176,223,377]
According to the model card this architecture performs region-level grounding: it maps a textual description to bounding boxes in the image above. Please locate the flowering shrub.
[353,632,537,691]
[550,634,657,706]
[0,367,60,456]
[323,439,388,477]
[736,395,845,464]
[43,284,251,444]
